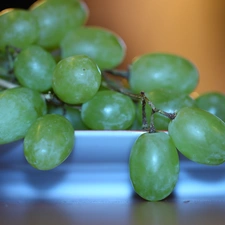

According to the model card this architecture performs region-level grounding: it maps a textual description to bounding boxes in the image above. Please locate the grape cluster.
[0,0,225,201]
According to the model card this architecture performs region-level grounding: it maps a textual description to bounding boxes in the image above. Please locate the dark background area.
[0,0,36,10]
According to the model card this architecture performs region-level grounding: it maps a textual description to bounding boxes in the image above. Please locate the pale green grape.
[195,91,225,121]
[129,53,199,94]
[0,8,39,51]
[14,45,56,92]
[60,26,126,70]
[168,106,225,165]
[81,90,136,130]
[47,104,89,130]
[52,55,101,104]
[129,132,179,201]
[0,87,47,144]
[29,0,89,49]
[24,114,74,170]
[136,89,196,130]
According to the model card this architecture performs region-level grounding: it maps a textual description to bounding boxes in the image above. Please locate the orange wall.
[85,0,225,94]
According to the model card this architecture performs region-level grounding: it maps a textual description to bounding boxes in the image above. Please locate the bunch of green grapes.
[130,104,225,201]
[0,0,128,171]
[0,0,225,202]
[102,51,225,201]
[126,54,225,201]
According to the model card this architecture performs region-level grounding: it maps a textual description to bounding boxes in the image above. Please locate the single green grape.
[52,55,101,104]
[24,114,75,170]
[136,89,196,130]
[129,132,179,201]
[14,45,56,92]
[129,52,199,95]
[0,87,47,144]
[195,91,225,122]
[60,26,126,70]
[0,8,39,51]
[29,0,89,49]
[47,104,89,130]
[81,90,136,130]
[168,106,225,165]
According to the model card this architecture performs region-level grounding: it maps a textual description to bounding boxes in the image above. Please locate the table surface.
[1,198,225,225]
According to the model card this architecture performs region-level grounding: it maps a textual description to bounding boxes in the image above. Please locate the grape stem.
[102,71,177,132]
[103,68,130,79]
[0,78,18,89]
[0,68,177,132]
[0,77,81,110]
[149,109,156,133]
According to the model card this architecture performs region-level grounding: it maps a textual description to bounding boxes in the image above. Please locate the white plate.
[1,130,225,201]
[73,130,146,162]
[0,130,146,164]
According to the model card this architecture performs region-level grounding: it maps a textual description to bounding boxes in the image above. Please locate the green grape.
[136,89,196,130]
[129,117,143,130]
[24,114,74,170]
[0,87,47,144]
[195,91,225,121]
[129,52,199,94]
[47,104,89,130]
[52,55,101,104]
[14,45,56,92]
[168,106,225,165]
[60,26,126,70]
[29,0,89,49]
[81,90,136,130]
[129,132,179,201]
[0,8,39,51]
[129,102,143,130]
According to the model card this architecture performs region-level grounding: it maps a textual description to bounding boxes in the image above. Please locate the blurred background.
[1,0,225,94]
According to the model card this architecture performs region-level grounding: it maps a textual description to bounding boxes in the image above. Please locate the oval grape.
[14,45,56,92]
[129,52,199,94]
[0,87,47,144]
[60,26,126,70]
[129,132,179,201]
[24,114,75,170]
[0,8,39,50]
[52,55,101,104]
[195,91,225,122]
[81,90,136,130]
[29,0,89,49]
[47,104,89,130]
[168,106,225,165]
